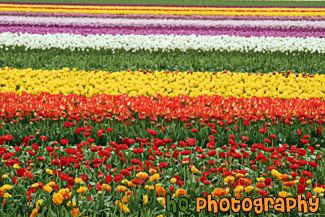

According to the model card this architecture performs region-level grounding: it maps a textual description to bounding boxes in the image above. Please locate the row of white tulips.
[0,32,324,53]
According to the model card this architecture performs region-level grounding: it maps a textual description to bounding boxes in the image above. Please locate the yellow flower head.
[256,177,265,182]
[245,186,254,193]
[127,181,136,188]
[234,186,244,193]
[67,201,77,208]
[43,185,53,192]
[36,200,43,210]
[224,176,235,184]
[143,195,148,205]
[271,169,282,180]
[45,169,53,175]
[149,174,160,182]
[48,181,56,187]
[3,193,11,198]
[1,185,13,191]
[31,183,39,188]
[13,164,20,169]
[115,200,130,213]
[53,193,64,205]
[149,169,157,174]
[279,191,288,198]
[75,178,83,184]
[191,166,199,174]
[314,187,325,194]
[76,186,88,194]
[157,197,166,206]
[236,173,245,178]
[58,188,70,195]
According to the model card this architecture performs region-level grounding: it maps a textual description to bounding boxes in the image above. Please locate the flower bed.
[0,92,324,216]
[0,3,324,73]
[0,68,324,98]
[0,2,324,216]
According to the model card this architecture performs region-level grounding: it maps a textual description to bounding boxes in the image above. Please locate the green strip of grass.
[1,48,324,74]
[1,0,325,6]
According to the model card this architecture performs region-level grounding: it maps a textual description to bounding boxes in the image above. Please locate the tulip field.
[0,1,325,217]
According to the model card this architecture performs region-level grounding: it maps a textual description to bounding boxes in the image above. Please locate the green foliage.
[1,48,324,74]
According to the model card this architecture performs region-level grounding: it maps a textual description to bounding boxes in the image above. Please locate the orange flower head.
[156,186,166,197]
[176,189,187,196]
[212,188,226,198]
[136,172,148,180]
[71,208,80,217]
[116,185,127,192]
[101,184,112,192]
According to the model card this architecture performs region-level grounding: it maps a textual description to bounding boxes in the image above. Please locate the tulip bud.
[287,193,292,197]
[98,191,102,195]
[320,193,324,197]
[296,176,300,180]
[182,161,189,165]
[2,174,8,179]
[170,178,177,184]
